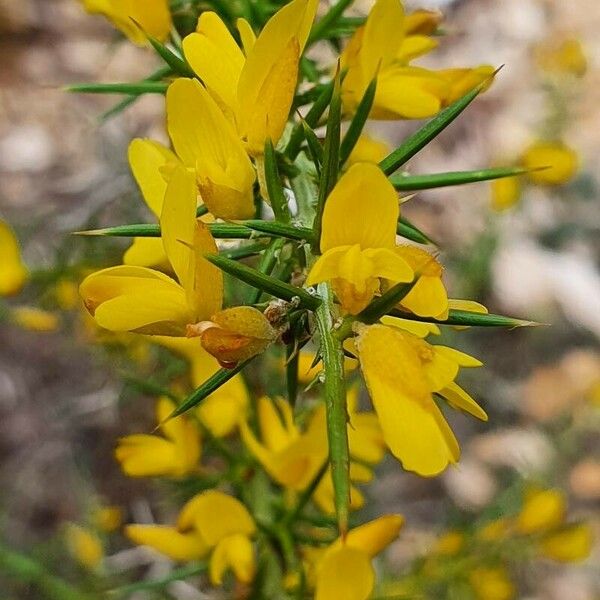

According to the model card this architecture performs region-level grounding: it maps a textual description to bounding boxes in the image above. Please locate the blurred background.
[0,0,598,598]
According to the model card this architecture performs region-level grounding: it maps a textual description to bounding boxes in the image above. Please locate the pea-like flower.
[183,0,319,154]
[80,0,172,45]
[306,162,414,314]
[80,165,276,367]
[126,490,257,585]
[0,219,28,297]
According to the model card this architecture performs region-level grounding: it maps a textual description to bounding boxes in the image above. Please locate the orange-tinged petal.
[439,382,488,421]
[210,534,256,585]
[0,219,28,296]
[125,525,208,561]
[128,138,177,217]
[315,546,375,600]
[177,490,255,545]
[183,12,244,117]
[356,324,460,475]
[321,163,399,251]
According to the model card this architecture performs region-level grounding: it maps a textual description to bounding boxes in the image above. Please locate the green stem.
[314,282,349,535]
[109,564,206,597]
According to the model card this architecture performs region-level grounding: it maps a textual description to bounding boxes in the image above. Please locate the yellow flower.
[115,397,201,478]
[312,515,404,600]
[393,246,449,319]
[80,165,275,367]
[340,0,492,119]
[306,163,414,314]
[0,219,28,296]
[433,530,465,555]
[294,349,357,384]
[491,174,522,211]
[183,0,319,154]
[355,321,485,476]
[535,37,587,78]
[522,141,579,186]
[127,490,256,585]
[469,567,515,600]
[346,134,390,167]
[65,524,103,570]
[92,505,123,533]
[10,307,60,332]
[54,279,80,310]
[516,488,566,535]
[155,336,249,437]
[81,0,171,45]
[539,524,593,562]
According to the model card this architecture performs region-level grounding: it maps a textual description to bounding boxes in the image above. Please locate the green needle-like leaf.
[242,220,315,243]
[339,76,377,166]
[146,33,196,77]
[74,222,255,239]
[389,166,529,191]
[397,218,436,245]
[264,138,291,224]
[312,68,342,252]
[388,308,542,328]
[247,237,286,304]
[65,82,169,95]
[379,76,494,175]
[166,360,255,420]
[301,121,324,171]
[205,254,322,310]
[309,0,355,44]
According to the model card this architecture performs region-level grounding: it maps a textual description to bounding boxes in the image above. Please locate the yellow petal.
[210,534,255,585]
[156,398,202,470]
[356,324,460,476]
[346,134,390,167]
[177,490,255,546]
[381,315,441,338]
[11,307,59,332]
[315,546,374,600]
[448,299,488,314]
[400,276,449,319]
[166,78,255,219]
[237,18,256,56]
[321,163,399,251]
[491,175,521,211]
[344,514,404,557]
[125,525,208,561]
[439,382,488,421]
[517,488,566,534]
[403,10,442,35]
[540,524,593,562]
[257,396,297,453]
[128,138,177,217]
[469,567,516,600]
[92,506,123,533]
[65,524,103,570]
[348,412,386,465]
[183,12,244,116]
[434,346,482,368]
[123,237,168,268]
[397,35,439,63]
[115,434,179,477]
[522,141,579,186]
[438,65,495,105]
[0,219,28,296]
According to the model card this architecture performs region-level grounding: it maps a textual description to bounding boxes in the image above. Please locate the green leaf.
[264,138,291,224]
[285,79,335,160]
[379,76,493,175]
[205,254,322,310]
[301,121,324,172]
[220,241,269,261]
[312,68,342,252]
[339,76,377,166]
[110,564,206,598]
[65,82,169,95]
[389,166,529,191]
[309,0,355,44]
[247,237,286,304]
[74,222,255,239]
[314,282,350,535]
[397,218,436,245]
[242,220,315,243]
[388,308,541,328]
[146,32,196,77]
[166,359,254,421]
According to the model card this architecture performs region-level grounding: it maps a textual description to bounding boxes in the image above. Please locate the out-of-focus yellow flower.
[346,134,390,167]
[522,141,579,186]
[183,0,319,154]
[469,566,515,600]
[92,505,122,533]
[539,524,593,562]
[340,0,493,119]
[127,490,256,585]
[491,174,522,211]
[311,515,404,600]
[81,0,171,45]
[356,321,485,476]
[155,336,249,437]
[433,530,464,555]
[393,246,449,320]
[535,37,587,78]
[516,488,566,534]
[54,279,79,310]
[80,165,275,367]
[115,397,201,478]
[477,518,511,542]
[11,307,60,332]
[65,524,103,570]
[306,163,414,314]
[0,219,28,296]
